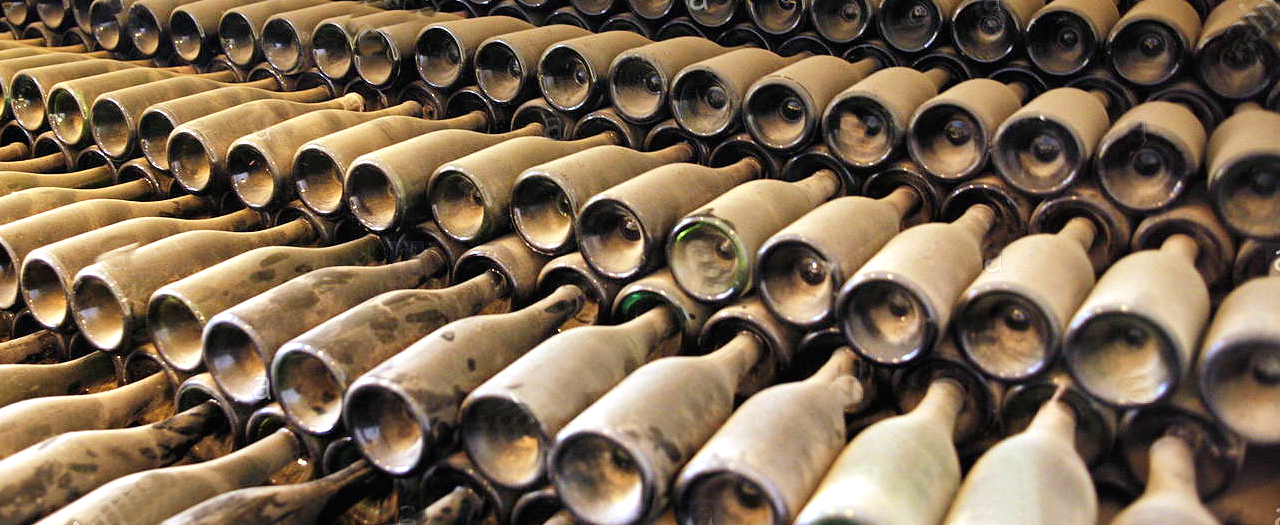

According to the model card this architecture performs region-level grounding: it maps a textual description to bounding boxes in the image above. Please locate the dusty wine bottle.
[1063,199,1231,407]
[201,247,448,404]
[576,159,761,280]
[673,349,862,525]
[343,123,545,232]
[460,269,710,490]
[68,207,326,352]
[20,207,265,331]
[226,101,422,210]
[428,131,621,244]
[0,400,227,525]
[341,284,584,474]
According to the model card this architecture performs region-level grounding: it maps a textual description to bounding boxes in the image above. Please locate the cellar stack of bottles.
[0,0,1272,523]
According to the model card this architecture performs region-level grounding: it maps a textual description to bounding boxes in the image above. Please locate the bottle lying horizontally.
[550,325,768,525]
[20,207,265,331]
[0,330,66,364]
[667,169,841,304]
[147,233,387,373]
[341,283,585,474]
[0,349,119,409]
[225,100,422,210]
[794,368,981,525]
[673,348,863,525]
[460,269,708,490]
[0,157,171,228]
[1197,265,1280,444]
[575,159,761,281]
[0,145,119,198]
[1205,103,1280,241]
[0,193,210,309]
[992,87,1112,196]
[1094,99,1209,213]
[159,458,383,525]
[35,425,311,525]
[342,122,544,232]
[428,130,623,245]
[510,142,695,256]
[412,16,535,91]
[821,65,956,168]
[0,355,175,461]
[1063,198,1231,407]
[0,400,228,525]
[271,267,512,436]
[135,83,338,171]
[215,0,331,67]
[907,77,1033,183]
[835,202,995,366]
[201,247,447,405]
[66,208,329,352]
[341,10,466,86]
[757,183,922,329]
[167,92,367,194]
[45,66,242,146]
[941,395,1097,525]
[89,74,299,160]
[9,58,176,130]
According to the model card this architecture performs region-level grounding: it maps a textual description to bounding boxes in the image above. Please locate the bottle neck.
[186,207,266,232]
[0,330,63,363]
[794,169,842,205]
[702,331,764,388]
[137,194,210,218]
[84,178,159,201]
[1143,434,1201,498]
[911,378,967,440]
[1005,81,1029,103]
[1,150,65,172]
[1057,216,1097,251]
[369,100,423,118]
[314,458,376,494]
[97,372,174,427]
[952,204,996,240]
[50,350,116,379]
[387,247,446,286]
[924,67,951,89]
[804,348,864,411]
[851,57,882,79]
[418,485,484,524]
[49,164,114,187]
[1023,398,1078,446]
[243,77,282,90]
[1087,89,1111,110]
[502,122,546,140]
[328,93,367,111]
[881,186,921,222]
[247,218,318,248]
[718,157,763,185]
[649,141,696,164]
[445,270,507,307]
[571,131,621,149]
[435,110,489,131]
[151,401,228,441]
[273,85,338,103]
[195,70,241,82]
[202,429,302,487]
[622,305,681,358]
[1159,233,1199,265]
[523,284,586,320]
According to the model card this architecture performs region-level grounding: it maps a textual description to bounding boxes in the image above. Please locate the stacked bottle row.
[0,9,1276,248]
